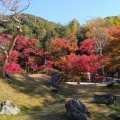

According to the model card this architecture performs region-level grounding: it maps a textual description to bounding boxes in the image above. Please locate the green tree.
[22,25,30,36]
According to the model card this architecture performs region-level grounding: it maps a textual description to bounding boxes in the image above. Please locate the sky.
[4,0,120,25]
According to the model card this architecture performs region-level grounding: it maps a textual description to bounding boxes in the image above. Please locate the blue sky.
[23,0,120,25]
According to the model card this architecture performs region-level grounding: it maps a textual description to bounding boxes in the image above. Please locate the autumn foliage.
[0,28,113,78]
[0,34,52,74]
[104,27,120,71]
[5,62,24,73]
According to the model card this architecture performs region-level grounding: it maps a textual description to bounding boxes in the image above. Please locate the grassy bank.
[0,73,119,120]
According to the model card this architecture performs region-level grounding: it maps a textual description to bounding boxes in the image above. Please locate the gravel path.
[66,82,109,85]
[66,78,119,85]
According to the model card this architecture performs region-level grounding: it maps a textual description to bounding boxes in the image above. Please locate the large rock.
[65,99,91,120]
[50,73,61,88]
[0,100,20,115]
[94,93,116,105]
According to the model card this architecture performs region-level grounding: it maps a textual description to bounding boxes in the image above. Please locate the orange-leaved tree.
[104,27,120,71]
[49,38,78,63]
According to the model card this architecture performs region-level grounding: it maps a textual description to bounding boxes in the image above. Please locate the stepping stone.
[108,113,120,120]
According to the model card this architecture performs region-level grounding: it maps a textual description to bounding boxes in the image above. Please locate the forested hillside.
[1,13,120,48]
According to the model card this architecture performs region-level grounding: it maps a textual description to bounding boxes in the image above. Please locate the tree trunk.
[100,47,106,82]
[0,47,8,77]
[7,27,21,56]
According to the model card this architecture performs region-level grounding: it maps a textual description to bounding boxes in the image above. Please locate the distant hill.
[20,13,60,27]
[0,13,64,41]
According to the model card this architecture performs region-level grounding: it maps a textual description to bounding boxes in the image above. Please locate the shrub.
[91,75,104,82]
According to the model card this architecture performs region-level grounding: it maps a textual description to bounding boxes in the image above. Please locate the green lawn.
[0,73,119,120]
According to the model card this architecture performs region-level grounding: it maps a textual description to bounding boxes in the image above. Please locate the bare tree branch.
[0,0,31,14]
[0,0,31,22]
